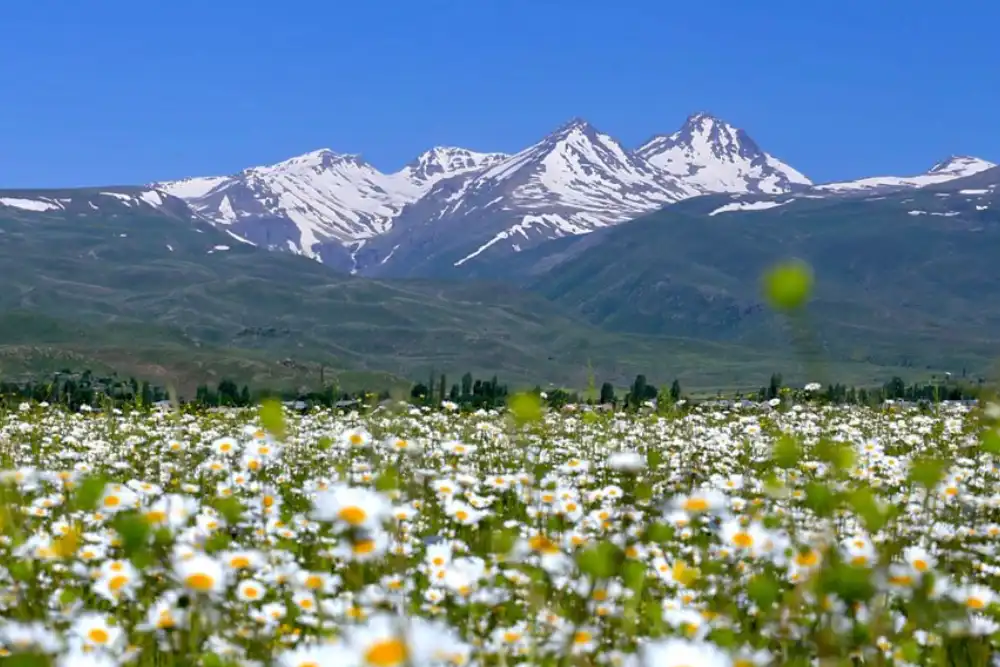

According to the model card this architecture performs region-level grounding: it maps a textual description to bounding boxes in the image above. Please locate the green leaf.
[204,532,232,554]
[489,529,517,555]
[259,399,287,441]
[909,457,947,489]
[75,475,108,512]
[622,560,646,591]
[375,466,400,492]
[761,259,813,311]
[820,562,875,603]
[508,392,543,426]
[847,488,887,534]
[747,571,781,609]
[112,512,150,556]
[577,541,621,579]
[213,497,244,526]
[201,653,224,667]
[772,434,801,468]
[710,628,737,648]
[815,439,855,472]
[646,522,674,544]
[6,653,50,667]
[646,448,663,470]
[804,482,837,517]
[982,429,1000,456]
[9,561,33,582]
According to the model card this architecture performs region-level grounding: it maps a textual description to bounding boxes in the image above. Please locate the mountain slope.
[357,119,700,277]
[154,146,508,270]
[459,173,1000,375]
[5,186,870,391]
[636,112,812,194]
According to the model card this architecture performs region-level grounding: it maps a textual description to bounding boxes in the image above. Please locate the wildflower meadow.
[2,393,1000,667]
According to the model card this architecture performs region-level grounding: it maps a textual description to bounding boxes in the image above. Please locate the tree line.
[0,368,987,413]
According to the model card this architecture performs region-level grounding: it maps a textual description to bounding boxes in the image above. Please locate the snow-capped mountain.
[153,146,507,267]
[397,146,508,190]
[635,112,812,194]
[814,155,996,193]
[151,111,996,277]
[356,118,700,277]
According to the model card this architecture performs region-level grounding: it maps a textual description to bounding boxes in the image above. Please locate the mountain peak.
[551,117,594,136]
[926,155,995,177]
[399,146,508,186]
[683,111,729,127]
[636,113,811,194]
[263,148,369,173]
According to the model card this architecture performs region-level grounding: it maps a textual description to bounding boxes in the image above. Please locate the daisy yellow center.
[263,496,275,508]
[913,559,929,571]
[794,551,819,567]
[104,496,121,507]
[851,555,869,567]
[244,586,260,598]
[185,573,215,592]
[967,596,986,609]
[338,506,368,525]
[353,539,377,554]
[305,575,323,589]
[145,510,167,524]
[88,628,109,644]
[528,535,560,554]
[732,532,754,548]
[455,510,469,521]
[365,638,408,667]
[684,498,708,512]
[230,556,251,569]
[573,631,592,644]
[350,434,364,446]
[108,575,129,592]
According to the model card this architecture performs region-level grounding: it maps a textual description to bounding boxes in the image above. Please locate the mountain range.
[2,111,999,392]
[152,112,995,277]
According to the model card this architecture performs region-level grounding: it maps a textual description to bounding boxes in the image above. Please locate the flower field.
[2,397,1000,667]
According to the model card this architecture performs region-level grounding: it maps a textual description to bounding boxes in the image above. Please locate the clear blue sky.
[1,0,996,188]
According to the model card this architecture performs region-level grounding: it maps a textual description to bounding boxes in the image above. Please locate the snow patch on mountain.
[815,156,996,193]
[0,197,62,212]
[708,199,793,216]
[636,112,811,195]
[158,176,230,200]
